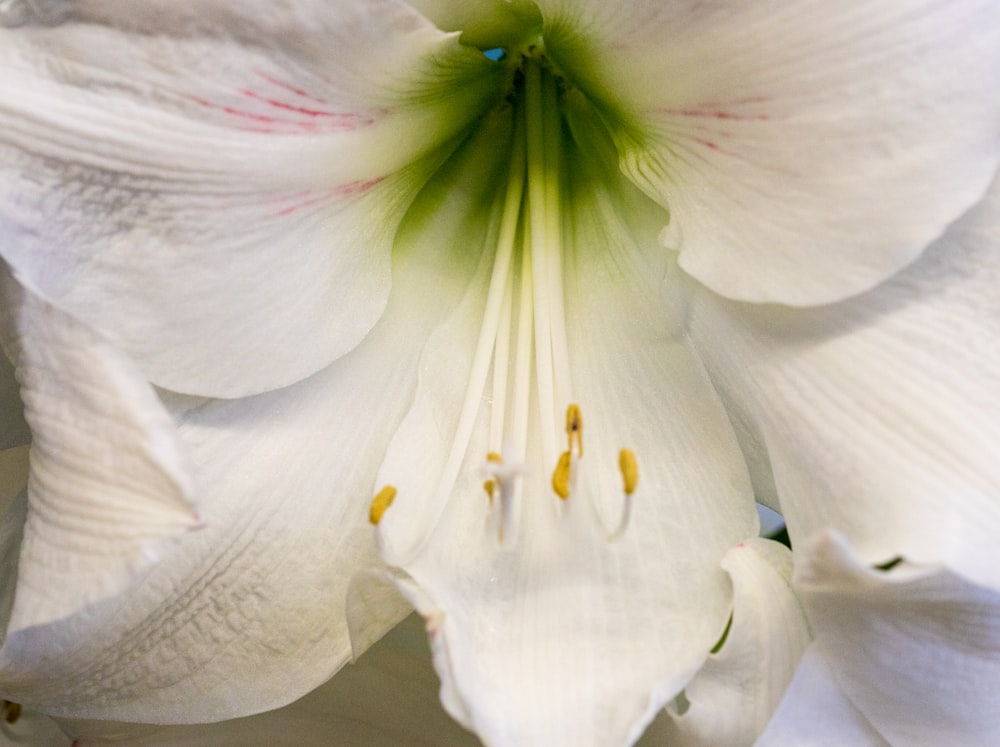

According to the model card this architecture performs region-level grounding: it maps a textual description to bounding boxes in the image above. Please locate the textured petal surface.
[0,107,502,722]
[539,0,1000,304]
[0,265,198,632]
[374,119,757,746]
[686,170,1000,589]
[658,538,810,747]
[55,614,479,747]
[792,530,1000,745]
[755,645,888,747]
[0,0,506,397]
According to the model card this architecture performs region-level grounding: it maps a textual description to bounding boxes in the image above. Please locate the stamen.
[565,403,583,457]
[609,449,639,541]
[483,451,503,505]
[551,451,572,500]
[619,449,638,495]
[483,446,525,543]
[369,485,397,525]
[525,57,559,466]
[550,404,584,500]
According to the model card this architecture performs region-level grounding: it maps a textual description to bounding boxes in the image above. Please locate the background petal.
[0,0,506,397]
[790,530,1000,746]
[0,265,198,632]
[0,352,29,451]
[538,0,1000,304]
[685,170,1000,589]
[755,645,889,747]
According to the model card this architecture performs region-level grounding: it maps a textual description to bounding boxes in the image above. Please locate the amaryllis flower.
[0,1,998,745]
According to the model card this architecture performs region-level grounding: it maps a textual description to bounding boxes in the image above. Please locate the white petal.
[792,530,1000,745]
[538,0,1000,304]
[0,116,498,721]
[54,614,479,747]
[374,132,757,746]
[0,1,506,397]
[659,538,810,747]
[0,265,198,632]
[686,170,1000,589]
[755,645,888,747]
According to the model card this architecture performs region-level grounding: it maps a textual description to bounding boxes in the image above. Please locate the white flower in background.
[0,1,998,745]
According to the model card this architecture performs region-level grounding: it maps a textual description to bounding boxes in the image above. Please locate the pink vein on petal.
[190,70,378,134]
[269,178,385,217]
[659,107,771,121]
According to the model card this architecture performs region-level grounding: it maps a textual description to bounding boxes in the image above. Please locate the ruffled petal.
[373,123,757,746]
[0,264,198,632]
[686,170,1000,589]
[54,615,478,747]
[658,538,810,747]
[0,107,498,721]
[791,530,1000,745]
[0,0,506,397]
[539,0,1000,304]
[755,645,888,747]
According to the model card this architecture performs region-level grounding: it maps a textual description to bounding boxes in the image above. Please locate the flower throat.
[371,48,638,555]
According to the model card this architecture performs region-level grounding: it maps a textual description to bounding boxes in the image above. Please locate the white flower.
[0,1,998,745]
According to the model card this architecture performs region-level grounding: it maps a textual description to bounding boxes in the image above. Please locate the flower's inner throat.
[371,52,638,554]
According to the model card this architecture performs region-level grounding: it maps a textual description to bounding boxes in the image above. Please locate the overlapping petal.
[0,264,199,632]
[373,125,757,746]
[685,170,1000,589]
[538,0,1000,305]
[0,0,506,397]
[48,615,476,747]
[755,646,888,747]
[768,531,1000,745]
[0,98,505,722]
[657,538,810,747]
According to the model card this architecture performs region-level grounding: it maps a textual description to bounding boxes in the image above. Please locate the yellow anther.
[2,700,21,725]
[551,451,572,500]
[483,452,503,505]
[619,449,638,495]
[369,485,397,525]
[565,403,583,456]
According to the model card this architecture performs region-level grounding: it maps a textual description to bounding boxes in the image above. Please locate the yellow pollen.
[369,485,397,525]
[551,450,572,500]
[565,403,583,456]
[619,449,639,495]
[483,452,503,505]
